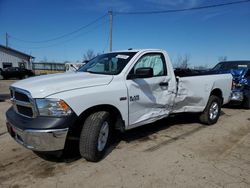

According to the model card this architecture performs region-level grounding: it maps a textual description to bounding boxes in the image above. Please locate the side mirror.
[127,67,153,79]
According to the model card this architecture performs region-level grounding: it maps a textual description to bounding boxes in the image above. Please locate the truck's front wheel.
[199,95,222,125]
[79,111,111,162]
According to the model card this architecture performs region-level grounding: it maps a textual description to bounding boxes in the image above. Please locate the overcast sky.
[0,0,250,67]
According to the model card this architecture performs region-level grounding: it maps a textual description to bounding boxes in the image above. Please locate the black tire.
[0,69,3,80]
[199,95,222,125]
[79,111,112,162]
[243,97,250,109]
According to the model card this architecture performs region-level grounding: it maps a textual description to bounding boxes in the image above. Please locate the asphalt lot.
[0,79,250,188]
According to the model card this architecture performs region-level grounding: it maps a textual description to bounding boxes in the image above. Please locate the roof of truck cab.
[111,49,165,53]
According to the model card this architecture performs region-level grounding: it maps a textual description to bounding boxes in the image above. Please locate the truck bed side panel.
[173,74,232,113]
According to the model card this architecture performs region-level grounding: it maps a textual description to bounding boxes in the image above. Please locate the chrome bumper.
[6,121,68,151]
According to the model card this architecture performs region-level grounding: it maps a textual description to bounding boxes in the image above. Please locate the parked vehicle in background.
[209,61,250,108]
[1,67,34,79]
[6,49,232,162]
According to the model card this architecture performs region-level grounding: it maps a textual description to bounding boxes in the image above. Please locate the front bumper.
[6,122,68,151]
[6,107,77,151]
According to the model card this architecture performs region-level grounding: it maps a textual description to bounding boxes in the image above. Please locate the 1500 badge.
[130,95,140,102]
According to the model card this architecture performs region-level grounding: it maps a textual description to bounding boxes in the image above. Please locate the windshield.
[78,52,137,75]
[212,61,250,70]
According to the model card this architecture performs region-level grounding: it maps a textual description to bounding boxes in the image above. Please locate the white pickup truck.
[6,49,232,162]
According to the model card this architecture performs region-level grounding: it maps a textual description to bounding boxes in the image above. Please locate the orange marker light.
[58,100,70,112]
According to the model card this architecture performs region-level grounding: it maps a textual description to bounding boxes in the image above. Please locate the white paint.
[11,49,232,130]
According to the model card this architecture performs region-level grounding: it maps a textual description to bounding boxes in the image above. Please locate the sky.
[0,0,250,67]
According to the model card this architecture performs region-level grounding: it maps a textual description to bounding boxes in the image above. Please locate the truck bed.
[173,74,232,113]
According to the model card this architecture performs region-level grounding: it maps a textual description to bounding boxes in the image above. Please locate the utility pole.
[108,11,113,52]
[5,32,9,48]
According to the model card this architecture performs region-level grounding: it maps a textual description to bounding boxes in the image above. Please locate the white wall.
[0,50,31,70]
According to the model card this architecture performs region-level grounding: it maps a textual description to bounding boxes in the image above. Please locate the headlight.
[232,81,243,89]
[36,99,72,117]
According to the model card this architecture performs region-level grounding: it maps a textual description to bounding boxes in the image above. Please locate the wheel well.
[210,88,223,103]
[69,105,124,138]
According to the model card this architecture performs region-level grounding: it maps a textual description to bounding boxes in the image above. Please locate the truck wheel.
[79,111,111,162]
[243,97,250,109]
[199,95,222,125]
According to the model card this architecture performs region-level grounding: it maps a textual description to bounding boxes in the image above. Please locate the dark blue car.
[211,61,250,109]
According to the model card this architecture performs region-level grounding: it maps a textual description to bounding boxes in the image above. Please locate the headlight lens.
[36,99,72,117]
[232,81,243,89]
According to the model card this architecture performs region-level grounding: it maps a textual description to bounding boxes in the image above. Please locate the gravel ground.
[0,80,250,188]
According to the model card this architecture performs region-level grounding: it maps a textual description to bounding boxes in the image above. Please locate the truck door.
[125,53,175,128]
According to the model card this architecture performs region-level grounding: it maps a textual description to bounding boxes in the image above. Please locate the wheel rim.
[209,102,219,120]
[97,121,109,152]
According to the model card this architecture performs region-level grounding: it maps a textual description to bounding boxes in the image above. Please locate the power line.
[114,0,250,15]
[10,13,108,43]
[16,20,109,50]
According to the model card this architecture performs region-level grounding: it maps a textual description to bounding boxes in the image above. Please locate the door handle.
[159,82,169,87]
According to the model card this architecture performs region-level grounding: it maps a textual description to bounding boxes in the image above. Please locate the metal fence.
[32,62,65,75]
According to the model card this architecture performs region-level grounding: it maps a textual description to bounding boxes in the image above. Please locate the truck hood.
[11,72,113,98]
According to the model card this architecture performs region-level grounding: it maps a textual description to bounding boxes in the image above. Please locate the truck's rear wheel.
[199,95,222,125]
[79,111,111,162]
[0,69,2,80]
[243,97,250,109]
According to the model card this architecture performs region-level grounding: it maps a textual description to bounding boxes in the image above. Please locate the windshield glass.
[78,52,137,75]
[212,61,250,70]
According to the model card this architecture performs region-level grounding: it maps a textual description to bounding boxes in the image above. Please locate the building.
[0,45,34,71]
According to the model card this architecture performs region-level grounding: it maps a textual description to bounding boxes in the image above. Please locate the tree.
[83,50,96,61]
[218,56,227,62]
[194,64,209,70]
[39,56,48,63]
[174,54,191,69]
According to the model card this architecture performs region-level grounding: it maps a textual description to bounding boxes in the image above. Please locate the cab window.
[129,53,167,77]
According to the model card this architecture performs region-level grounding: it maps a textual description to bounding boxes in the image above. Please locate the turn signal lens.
[58,100,70,112]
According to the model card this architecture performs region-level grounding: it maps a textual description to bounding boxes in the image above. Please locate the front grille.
[16,105,33,117]
[15,92,30,102]
[10,90,13,98]
[10,87,35,118]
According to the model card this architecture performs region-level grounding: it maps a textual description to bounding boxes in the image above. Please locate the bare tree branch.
[218,56,227,62]
[83,49,96,61]
[174,54,191,69]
